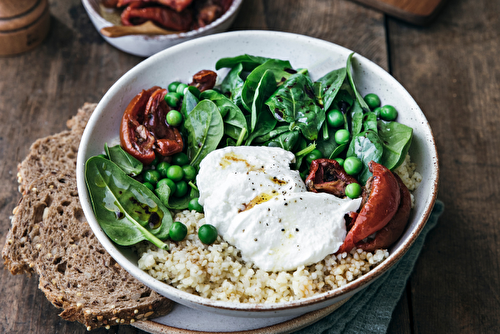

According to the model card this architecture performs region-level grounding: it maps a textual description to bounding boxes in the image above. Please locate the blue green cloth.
[296,200,444,334]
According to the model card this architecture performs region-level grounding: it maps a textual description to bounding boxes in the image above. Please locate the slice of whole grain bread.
[3,103,173,330]
[17,103,96,194]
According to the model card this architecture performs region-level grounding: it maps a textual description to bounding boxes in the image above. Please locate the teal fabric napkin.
[295,200,444,334]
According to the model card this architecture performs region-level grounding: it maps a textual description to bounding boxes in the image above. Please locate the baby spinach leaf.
[347,129,384,184]
[220,63,245,108]
[251,69,276,132]
[185,100,224,169]
[253,125,290,143]
[350,100,364,136]
[266,73,325,140]
[264,130,299,151]
[316,126,339,159]
[85,156,172,249]
[377,120,413,170]
[241,59,293,112]
[363,111,378,133]
[346,53,371,112]
[200,89,249,142]
[181,88,200,118]
[104,143,143,177]
[215,54,271,71]
[315,67,347,111]
[245,108,277,146]
[329,143,347,159]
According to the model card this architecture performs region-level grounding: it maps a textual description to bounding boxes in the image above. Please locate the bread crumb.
[29,263,34,268]
[7,239,13,245]
[110,304,115,309]
[120,319,125,323]
[76,292,82,297]
[77,303,82,308]
[105,325,110,330]
[85,310,91,315]
[31,187,37,192]
[115,319,120,323]
[130,319,135,323]
[12,206,18,215]
[87,326,91,331]
[134,309,138,314]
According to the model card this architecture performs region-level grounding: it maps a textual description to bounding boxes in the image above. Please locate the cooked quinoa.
[137,154,421,303]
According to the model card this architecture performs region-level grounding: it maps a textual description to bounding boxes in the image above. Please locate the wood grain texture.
[352,0,448,25]
[387,0,500,332]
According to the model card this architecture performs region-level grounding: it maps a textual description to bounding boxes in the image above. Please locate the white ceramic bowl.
[76,31,439,318]
[81,0,243,57]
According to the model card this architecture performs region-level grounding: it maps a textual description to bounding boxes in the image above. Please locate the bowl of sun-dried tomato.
[82,0,243,57]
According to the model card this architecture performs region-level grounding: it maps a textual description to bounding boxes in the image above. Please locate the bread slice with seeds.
[3,103,174,330]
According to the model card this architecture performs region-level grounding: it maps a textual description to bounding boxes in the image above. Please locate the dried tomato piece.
[337,161,401,254]
[305,159,359,198]
[143,88,184,156]
[117,0,194,12]
[120,87,184,164]
[356,174,411,251]
[120,87,160,165]
[189,70,217,92]
[121,2,193,31]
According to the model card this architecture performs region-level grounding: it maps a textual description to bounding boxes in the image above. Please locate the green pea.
[172,152,189,166]
[334,158,344,167]
[157,178,176,194]
[182,165,196,181]
[168,81,181,93]
[380,105,398,121]
[188,197,203,213]
[164,92,182,108]
[169,221,187,241]
[344,157,363,175]
[143,170,161,185]
[198,224,218,244]
[373,107,382,118]
[345,183,362,199]
[176,83,189,96]
[305,149,323,165]
[326,109,344,128]
[143,182,155,192]
[174,180,188,197]
[334,129,350,145]
[166,110,183,127]
[364,93,381,110]
[157,162,171,178]
[167,165,184,182]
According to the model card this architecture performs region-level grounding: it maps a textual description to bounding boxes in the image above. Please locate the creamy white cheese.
[197,146,361,272]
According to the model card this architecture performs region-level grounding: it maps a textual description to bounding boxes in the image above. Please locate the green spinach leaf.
[264,130,299,151]
[155,182,198,210]
[215,54,271,71]
[220,63,245,108]
[363,112,378,133]
[253,125,290,143]
[314,67,346,111]
[241,59,293,112]
[347,129,384,184]
[104,143,143,177]
[185,100,224,169]
[200,89,249,144]
[266,73,325,140]
[245,108,277,146]
[350,100,364,136]
[85,156,172,249]
[377,120,413,170]
[181,87,200,118]
[251,69,276,132]
[346,53,371,112]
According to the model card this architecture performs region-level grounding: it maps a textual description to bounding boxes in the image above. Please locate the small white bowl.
[81,0,243,57]
[76,31,439,318]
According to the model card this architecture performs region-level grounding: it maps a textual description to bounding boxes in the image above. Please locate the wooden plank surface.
[1,0,499,333]
[387,0,500,332]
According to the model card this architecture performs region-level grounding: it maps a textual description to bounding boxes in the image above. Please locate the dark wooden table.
[1,0,499,333]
